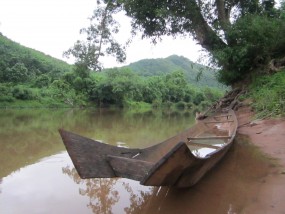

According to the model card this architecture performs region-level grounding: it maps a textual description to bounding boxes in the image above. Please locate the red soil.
[236,106,285,213]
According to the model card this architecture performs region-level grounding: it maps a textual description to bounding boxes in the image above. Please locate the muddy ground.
[236,105,285,214]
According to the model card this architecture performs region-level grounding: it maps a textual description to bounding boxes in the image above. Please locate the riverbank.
[236,105,285,213]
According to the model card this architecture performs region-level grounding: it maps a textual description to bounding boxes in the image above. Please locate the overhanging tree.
[101,0,285,85]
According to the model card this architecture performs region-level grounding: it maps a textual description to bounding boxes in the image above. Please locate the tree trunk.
[185,1,227,53]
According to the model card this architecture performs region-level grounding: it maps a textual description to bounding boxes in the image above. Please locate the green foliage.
[186,102,194,109]
[0,84,14,103]
[0,95,15,103]
[164,70,187,102]
[0,34,72,83]
[47,80,87,107]
[142,76,166,103]
[163,101,174,109]
[175,101,187,109]
[214,10,285,85]
[0,84,11,95]
[91,68,144,106]
[12,85,37,100]
[96,0,285,86]
[198,100,212,110]
[73,77,85,91]
[151,99,162,108]
[249,70,285,117]
[3,63,29,83]
[123,100,152,110]
[88,68,223,108]
[64,2,126,71]
[73,63,90,78]
[62,71,76,85]
[33,74,50,88]
[193,92,205,105]
[202,87,223,102]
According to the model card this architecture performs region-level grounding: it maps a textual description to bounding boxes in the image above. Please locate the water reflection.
[0,109,277,214]
[63,166,120,213]
[129,135,275,214]
[62,164,156,214]
[0,108,194,213]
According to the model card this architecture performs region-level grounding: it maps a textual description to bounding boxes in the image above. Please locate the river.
[0,108,274,214]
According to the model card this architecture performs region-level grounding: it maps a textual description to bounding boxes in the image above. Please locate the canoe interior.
[59,109,237,188]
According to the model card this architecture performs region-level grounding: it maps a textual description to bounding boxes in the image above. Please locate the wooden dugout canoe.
[59,109,237,188]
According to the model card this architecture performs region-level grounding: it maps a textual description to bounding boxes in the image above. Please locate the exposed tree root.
[202,88,247,117]
[268,57,285,73]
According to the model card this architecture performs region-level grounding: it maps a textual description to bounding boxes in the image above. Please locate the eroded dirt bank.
[236,106,285,214]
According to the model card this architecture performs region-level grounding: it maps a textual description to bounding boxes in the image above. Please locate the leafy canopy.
[96,0,285,85]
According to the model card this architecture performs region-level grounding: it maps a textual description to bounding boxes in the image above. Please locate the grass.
[248,70,285,118]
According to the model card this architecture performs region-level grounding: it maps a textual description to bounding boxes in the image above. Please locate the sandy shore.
[236,106,285,213]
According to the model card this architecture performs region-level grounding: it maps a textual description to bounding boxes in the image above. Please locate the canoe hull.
[59,110,237,188]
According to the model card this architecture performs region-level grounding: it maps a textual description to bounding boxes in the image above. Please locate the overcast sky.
[0,0,203,68]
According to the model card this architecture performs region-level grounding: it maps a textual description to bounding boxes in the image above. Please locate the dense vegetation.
[96,0,285,85]
[87,0,285,117]
[0,34,72,80]
[0,34,223,110]
[213,9,285,85]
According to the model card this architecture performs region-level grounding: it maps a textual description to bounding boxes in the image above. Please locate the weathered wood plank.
[187,136,231,140]
[141,142,199,186]
[213,114,232,118]
[108,155,153,181]
[204,120,234,123]
[186,141,221,149]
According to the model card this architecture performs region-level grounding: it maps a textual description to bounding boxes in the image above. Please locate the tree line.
[0,34,222,109]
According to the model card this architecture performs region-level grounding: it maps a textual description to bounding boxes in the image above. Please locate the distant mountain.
[123,55,224,89]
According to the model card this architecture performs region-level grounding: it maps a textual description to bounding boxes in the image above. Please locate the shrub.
[0,84,11,96]
[0,95,15,102]
[151,99,162,108]
[175,101,187,109]
[199,100,211,110]
[3,63,30,83]
[33,74,50,88]
[12,86,36,100]
[193,92,205,105]
[186,102,194,109]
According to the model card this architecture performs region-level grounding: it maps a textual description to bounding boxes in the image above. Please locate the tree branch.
[216,0,231,31]
[185,1,227,52]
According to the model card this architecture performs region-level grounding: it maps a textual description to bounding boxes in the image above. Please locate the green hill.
[0,34,72,82]
[123,55,225,89]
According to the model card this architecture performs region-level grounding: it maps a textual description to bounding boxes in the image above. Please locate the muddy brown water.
[0,109,275,214]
